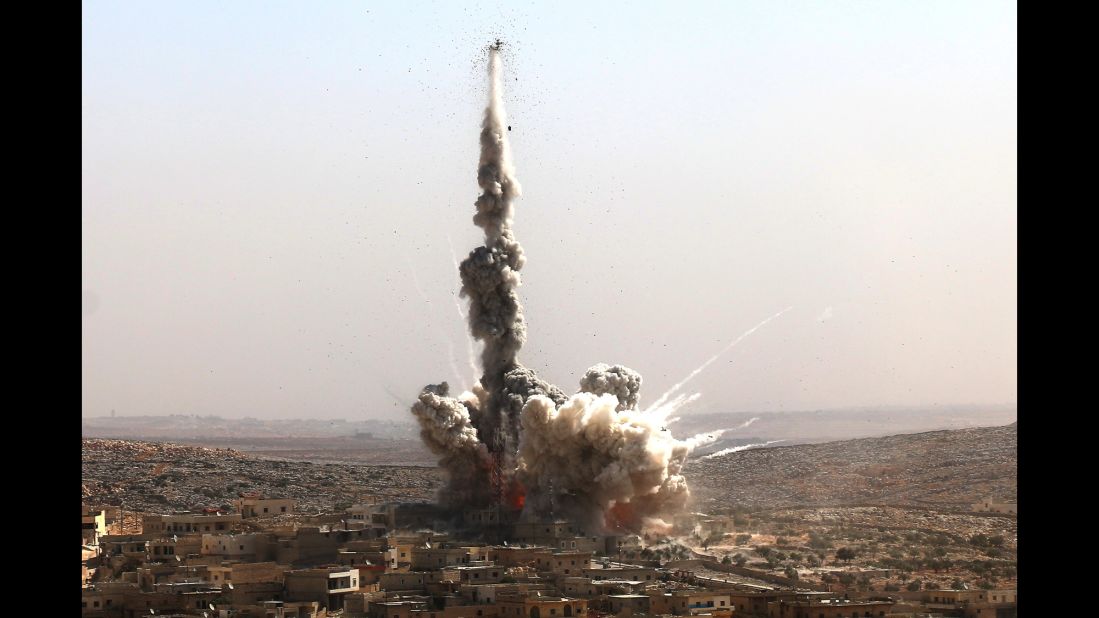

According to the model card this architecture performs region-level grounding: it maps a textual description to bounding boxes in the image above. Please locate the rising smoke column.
[410,44,718,528]
[413,45,559,509]
[457,49,567,469]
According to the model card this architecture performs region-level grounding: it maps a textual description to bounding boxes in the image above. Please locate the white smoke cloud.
[517,392,697,530]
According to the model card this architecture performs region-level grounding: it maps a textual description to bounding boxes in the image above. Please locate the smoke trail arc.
[647,306,794,412]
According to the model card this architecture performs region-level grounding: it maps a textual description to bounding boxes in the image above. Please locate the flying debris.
[491,38,505,51]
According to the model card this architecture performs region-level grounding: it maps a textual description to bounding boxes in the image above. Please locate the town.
[82,490,1016,618]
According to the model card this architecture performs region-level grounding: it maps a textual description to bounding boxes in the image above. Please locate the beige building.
[607,594,650,616]
[490,546,554,567]
[412,546,474,569]
[970,497,1017,515]
[410,604,502,618]
[666,591,733,616]
[541,551,592,576]
[201,532,274,560]
[82,508,107,545]
[142,512,242,534]
[513,521,584,543]
[498,594,588,618]
[582,564,656,583]
[766,596,894,618]
[234,496,298,518]
[285,567,361,611]
[922,588,1017,617]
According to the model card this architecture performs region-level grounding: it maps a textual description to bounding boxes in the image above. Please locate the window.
[94,601,100,608]
[264,507,269,513]
[282,506,287,512]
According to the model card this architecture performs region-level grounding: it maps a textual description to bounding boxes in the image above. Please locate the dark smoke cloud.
[410,47,707,531]
[579,363,643,412]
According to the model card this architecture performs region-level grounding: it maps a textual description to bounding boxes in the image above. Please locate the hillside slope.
[82,424,1016,515]
[687,423,1016,511]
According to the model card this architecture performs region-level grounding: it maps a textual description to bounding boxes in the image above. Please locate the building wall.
[83,509,108,545]
[538,552,591,576]
[608,596,650,615]
[412,547,473,570]
[411,604,501,618]
[766,601,894,618]
[235,498,298,518]
[285,569,360,610]
[142,514,241,535]
[200,532,274,560]
[380,571,430,592]
[582,566,655,582]
[490,547,553,567]
[498,597,588,618]
[369,601,430,618]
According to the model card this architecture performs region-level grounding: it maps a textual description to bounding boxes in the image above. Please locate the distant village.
[82,495,1016,618]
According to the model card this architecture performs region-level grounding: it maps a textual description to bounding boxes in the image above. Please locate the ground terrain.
[82,422,1016,592]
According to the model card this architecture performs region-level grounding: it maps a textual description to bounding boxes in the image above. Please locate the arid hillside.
[82,423,1015,515]
[688,423,1016,511]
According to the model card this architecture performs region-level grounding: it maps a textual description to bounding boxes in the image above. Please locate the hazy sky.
[82,1,1017,420]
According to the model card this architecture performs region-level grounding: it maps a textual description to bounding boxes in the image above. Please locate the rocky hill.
[687,423,1016,511]
[82,423,1015,516]
[81,439,440,514]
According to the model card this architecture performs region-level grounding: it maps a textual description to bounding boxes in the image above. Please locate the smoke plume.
[410,45,730,532]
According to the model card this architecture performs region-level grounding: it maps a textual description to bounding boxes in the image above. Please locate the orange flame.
[606,501,640,532]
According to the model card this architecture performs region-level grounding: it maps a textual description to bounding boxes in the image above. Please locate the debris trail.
[447,233,481,382]
[405,250,468,392]
[648,307,794,412]
[703,439,786,459]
